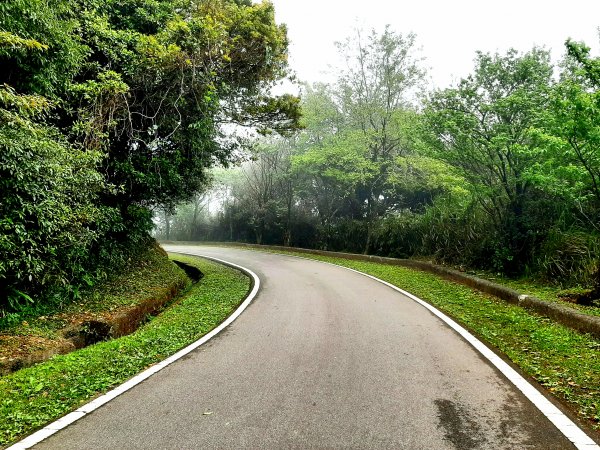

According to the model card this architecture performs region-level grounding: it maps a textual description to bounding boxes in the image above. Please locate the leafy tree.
[292,131,372,248]
[529,39,600,290]
[334,27,427,251]
[425,48,554,272]
[534,41,600,214]
[0,0,87,97]
[0,0,299,312]
[69,0,301,226]
[235,141,295,244]
[0,86,104,310]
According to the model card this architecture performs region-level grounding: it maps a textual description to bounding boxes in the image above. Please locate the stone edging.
[197,242,600,340]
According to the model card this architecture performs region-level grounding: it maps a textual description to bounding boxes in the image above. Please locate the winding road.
[27,245,597,449]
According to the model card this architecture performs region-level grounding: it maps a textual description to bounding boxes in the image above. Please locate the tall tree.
[334,26,427,251]
[0,0,300,309]
[236,141,293,244]
[537,40,600,213]
[425,48,554,272]
[529,39,600,292]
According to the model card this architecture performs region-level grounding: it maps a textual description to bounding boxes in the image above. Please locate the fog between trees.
[156,26,600,292]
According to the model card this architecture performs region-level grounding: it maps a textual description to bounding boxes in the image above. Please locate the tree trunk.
[364,223,372,255]
[363,195,374,254]
[164,211,171,241]
[284,187,293,246]
[190,201,199,241]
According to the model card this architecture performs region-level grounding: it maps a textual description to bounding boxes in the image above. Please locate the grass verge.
[0,255,250,447]
[246,247,600,432]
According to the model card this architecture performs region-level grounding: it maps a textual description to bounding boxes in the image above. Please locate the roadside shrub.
[0,108,104,315]
[370,212,423,258]
[290,220,319,249]
[419,196,491,266]
[535,228,600,286]
[327,220,367,253]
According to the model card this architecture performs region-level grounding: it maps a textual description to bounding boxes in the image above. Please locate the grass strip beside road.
[0,255,250,447]
[252,247,600,432]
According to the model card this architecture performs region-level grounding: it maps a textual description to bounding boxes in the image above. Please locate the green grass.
[0,255,250,446]
[240,247,600,431]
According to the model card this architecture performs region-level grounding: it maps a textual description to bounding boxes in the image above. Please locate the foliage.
[0,87,105,311]
[164,30,600,291]
[0,0,88,97]
[0,0,298,312]
[526,40,600,287]
[334,27,427,251]
[425,48,554,273]
[167,31,464,257]
[529,50,600,215]
[0,242,188,331]
[536,228,600,286]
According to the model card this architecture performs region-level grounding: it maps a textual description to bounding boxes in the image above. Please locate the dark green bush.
[0,106,105,313]
[370,212,422,258]
[536,228,600,286]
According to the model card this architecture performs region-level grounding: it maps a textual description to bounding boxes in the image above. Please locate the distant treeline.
[156,28,600,291]
[0,0,299,319]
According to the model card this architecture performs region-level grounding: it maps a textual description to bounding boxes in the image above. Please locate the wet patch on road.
[434,398,486,449]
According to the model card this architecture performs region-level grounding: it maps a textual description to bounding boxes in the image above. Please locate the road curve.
[32,245,585,449]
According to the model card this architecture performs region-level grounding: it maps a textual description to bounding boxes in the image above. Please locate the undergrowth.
[0,245,189,339]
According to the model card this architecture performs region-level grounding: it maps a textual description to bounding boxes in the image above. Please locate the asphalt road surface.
[34,245,585,449]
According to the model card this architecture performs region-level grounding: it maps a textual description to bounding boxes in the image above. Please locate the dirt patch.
[0,335,75,374]
[559,290,600,307]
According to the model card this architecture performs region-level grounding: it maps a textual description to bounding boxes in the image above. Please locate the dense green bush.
[0,0,298,315]
[0,91,104,312]
[536,228,600,286]
[369,213,423,258]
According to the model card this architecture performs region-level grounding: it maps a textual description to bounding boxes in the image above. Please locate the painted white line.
[250,249,599,450]
[7,254,260,450]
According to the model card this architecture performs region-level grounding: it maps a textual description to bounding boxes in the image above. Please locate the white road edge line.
[259,249,600,450]
[8,253,260,450]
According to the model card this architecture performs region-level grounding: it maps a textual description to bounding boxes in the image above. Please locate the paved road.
[35,245,580,449]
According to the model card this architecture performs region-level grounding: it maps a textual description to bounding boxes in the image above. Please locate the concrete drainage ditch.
[0,259,201,375]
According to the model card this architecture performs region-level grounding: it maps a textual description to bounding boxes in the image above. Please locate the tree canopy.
[0,0,299,314]
[160,29,600,297]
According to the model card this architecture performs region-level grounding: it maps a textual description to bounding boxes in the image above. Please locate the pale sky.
[270,0,600,89]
